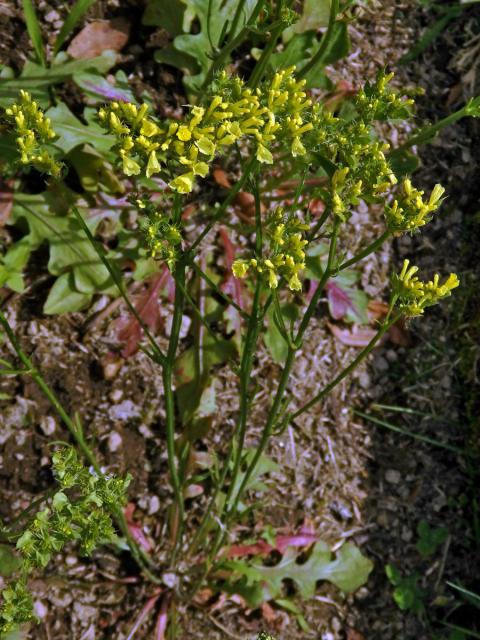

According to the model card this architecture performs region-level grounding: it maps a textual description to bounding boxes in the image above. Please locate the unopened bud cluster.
[131,194,182,267]
[3,90,61,177]
[0,447,131,634]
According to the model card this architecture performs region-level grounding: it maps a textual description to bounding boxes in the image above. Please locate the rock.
[385,469,401,484]
[148,495,160,515]
[110,400,140,421]
[33,600,48,619]
[39,415,56,436]
[109,389,123,404]
[44,9,59,22]
[108,432,122,452]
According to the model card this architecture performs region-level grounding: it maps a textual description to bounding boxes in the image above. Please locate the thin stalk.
[164,260,187,565]
[0,309,160,583]
[198,221,341,573]
[191,262,250,320]
[248,23,284,89]
[185,178,265,565]
[186,157,258,256]
[393,104,471,152]
[201,0,266,91]
[338,230,390,271]
[291,312,400,420]
[307,205,331,242]
[70,206,167,368]
[297,0,340,80]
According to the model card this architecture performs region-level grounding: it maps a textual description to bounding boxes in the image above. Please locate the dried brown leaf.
[67,18,129,59]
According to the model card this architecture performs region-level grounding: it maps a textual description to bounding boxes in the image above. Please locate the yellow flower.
[256,144,273,164]
[232,260,249,278]
[177,126,192,142]
[146,151,161,177]
[121,154,141,176]
[170,172,194,193]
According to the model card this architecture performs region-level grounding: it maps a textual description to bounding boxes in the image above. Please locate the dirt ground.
[1,1,479,639]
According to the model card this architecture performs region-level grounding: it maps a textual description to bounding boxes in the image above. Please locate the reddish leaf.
[275,533,318,553]
[328,322,378,347]
[0,182,14,226]
[124,503,153,553]
[326,281,356,320]
[67,18,130,59]
[227,540,273,558]
[367,299,389,321]
[261,601,278,624]
[219,226,245,311]
[116,268,172,357]
[388,321,410,347]
[308,198,325,216]
[227,530,318,558]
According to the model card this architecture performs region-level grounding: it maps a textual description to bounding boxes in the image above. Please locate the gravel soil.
[0,1,479,638]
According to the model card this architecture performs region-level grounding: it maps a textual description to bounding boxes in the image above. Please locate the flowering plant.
[1,1,472,634]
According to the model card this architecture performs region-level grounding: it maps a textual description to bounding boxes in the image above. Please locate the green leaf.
[226,541,373,607]
[269,32,316,71]
[284,0,331,40]
[302,22,350,88]
[22,0,46,66]
[167,0,257,92]
[53,0,98,55]
[67,145,125,193]
[73,71,136,104]
[264,305,288,364]
[0,53,117,105]
[415,520,448,557]
[0,544,22,577]
[388,148,420,177]
[46,103,115,154]
[142,0,187,35]
[43,273,92,315]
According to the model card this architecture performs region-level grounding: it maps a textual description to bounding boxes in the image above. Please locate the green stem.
[70,205,167,368]
[164,260,187,565]
[393,105,470,152]
[191,262,250,320]
[248,23,284,89]
[186,157,258,256]
[338,230,390,271]
[201,0,267,91]
[185,179,266,572]
[291,312,400,420]
[200,221,341,570]
[0,309,161,583]
[297,0,340,80]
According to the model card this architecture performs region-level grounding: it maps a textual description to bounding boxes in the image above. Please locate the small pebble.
[148,495,160,515]
[385,469,401,484]
[44,9,59,22]
[109,388,123,403]
[108,432,122,452]
[40,415,56,436]
[33,600,48,619]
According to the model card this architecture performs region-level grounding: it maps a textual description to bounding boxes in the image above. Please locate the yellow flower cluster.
[232,208,309,291]
[97,67,314,194]
[385,179,445,232]
[392,259,459,316]
[4,90,61,177]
